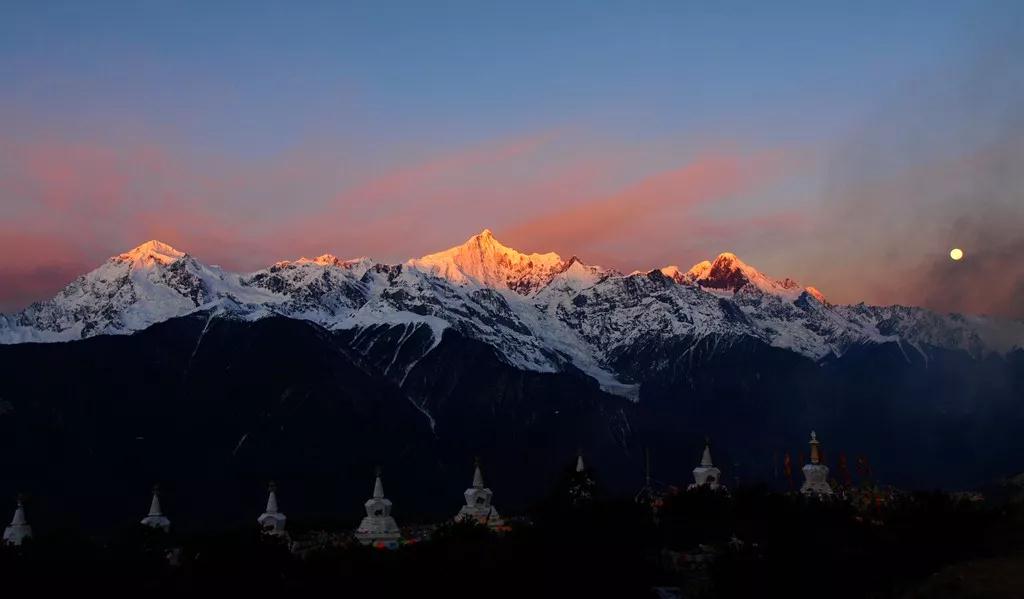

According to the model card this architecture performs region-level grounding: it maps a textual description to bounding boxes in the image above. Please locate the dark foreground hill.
[1,483,1023,598]
[0,313,1021,531]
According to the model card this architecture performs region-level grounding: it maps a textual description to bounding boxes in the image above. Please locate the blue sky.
[0,1,988,151]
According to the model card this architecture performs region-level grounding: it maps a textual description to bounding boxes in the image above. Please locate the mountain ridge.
[0,231,1021,520]
[2,230,1021,400]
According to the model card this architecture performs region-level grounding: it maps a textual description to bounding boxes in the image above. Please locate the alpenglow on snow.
[1,230,1021,401]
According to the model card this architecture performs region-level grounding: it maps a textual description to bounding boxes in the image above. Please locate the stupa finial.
[809,430,821,465]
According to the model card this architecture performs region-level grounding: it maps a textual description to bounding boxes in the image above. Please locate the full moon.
[949,248,964,261]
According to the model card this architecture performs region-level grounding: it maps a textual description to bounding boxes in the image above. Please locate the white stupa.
[354,471,401,546]
[3,496,32,546]
[456,459,504,528]
[140,486,171,531]
[689,438,724,490]
[257,481,287,536]
[800,431,833,497]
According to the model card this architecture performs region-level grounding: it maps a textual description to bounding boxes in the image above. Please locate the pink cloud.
[500,151,795,256]
[340,130,560,205]
[0,231,92,311]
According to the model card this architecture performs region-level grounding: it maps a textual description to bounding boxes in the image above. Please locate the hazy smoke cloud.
[809,29,1024,318]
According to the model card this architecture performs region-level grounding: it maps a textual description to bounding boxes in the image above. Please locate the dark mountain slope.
[0,315,636,531]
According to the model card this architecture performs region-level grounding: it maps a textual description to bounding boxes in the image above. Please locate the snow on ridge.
[407,229,566,295]
[1,234,1021,401]
[275,254,375,276]
[662,252,829,306]
[681,260,713,283]
[116,240,186,267]
[686,252,802,298]
[0,243,285,343]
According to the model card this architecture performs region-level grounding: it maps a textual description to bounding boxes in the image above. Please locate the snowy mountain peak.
[682,260,713,284]
[0,239,252,343]
[709,252,756,278]
[304,254,347,266]
[681,252,804,298]
[4,231,1020,393]
[704,252,759,290]
[805,286,827,304]
[116,240,186,268]
[408,229,566,295]
[536,255,613,297]
[658,265,688,284]
[559,255,583,270]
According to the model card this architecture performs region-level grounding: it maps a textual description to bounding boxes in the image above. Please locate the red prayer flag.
[838,453,852,486]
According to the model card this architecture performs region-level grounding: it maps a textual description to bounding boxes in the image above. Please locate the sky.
[1,1,1022,317]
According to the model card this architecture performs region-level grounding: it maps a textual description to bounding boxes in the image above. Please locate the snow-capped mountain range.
[2,230,1020,399]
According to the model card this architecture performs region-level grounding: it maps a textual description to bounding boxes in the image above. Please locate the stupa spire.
[472,457,485,489]
[265,481,279,514]
[700,437,714,467]
[576,451,586,473]
[148,491,163,517]
[10,497,27,525]
[3,495,32,546]
[140,485,171,531]
[373,467,385,499]
[258,481,288,536]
